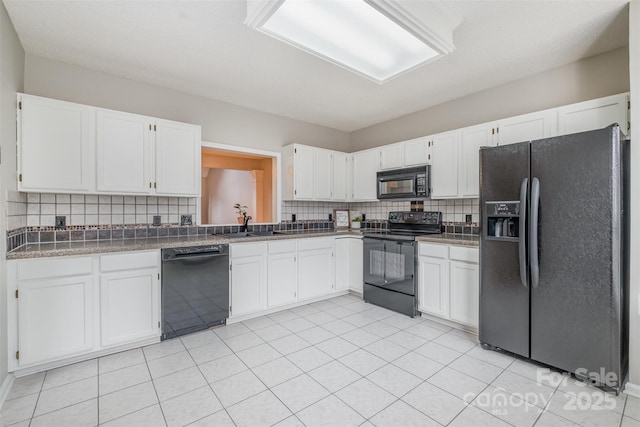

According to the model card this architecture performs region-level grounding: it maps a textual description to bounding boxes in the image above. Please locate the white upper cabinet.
[429,130,460,199]
[96,110,151,194]
[314,148,333,200]
[18,94,201,196]
[352,149,379,201]
[282,144,350,201]
[459,123,496,198]
[496,110,557,146]
[557,93,629,136]
[402,137,430,167]
[19,94,94,193]
[154,119,201,196]
[378,138,429,170]
[332,152,349,201]
[378,143,403,170]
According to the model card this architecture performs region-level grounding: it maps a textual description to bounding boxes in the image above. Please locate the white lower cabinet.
[418,243,479,329]
[230,242,267,318]
[298,238,335,300]
[99,251,160,347]
[449,260,479,327]
[17,271,94,367]
[335,237,363,293]
[9,251,160,371]
[267,241,297,308]
[418,255,449,318]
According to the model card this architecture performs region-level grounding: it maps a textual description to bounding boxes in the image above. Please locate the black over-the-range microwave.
[376,165,430,200]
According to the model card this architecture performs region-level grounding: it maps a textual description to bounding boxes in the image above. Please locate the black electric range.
[362,211,442,317]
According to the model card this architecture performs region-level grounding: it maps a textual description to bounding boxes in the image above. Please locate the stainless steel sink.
[249,231,285,236]
[221,232,251,238]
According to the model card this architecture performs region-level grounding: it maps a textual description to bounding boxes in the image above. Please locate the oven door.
[363,237,416,296]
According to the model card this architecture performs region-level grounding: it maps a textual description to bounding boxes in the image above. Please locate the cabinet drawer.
[297,237,334,251]
[17,256,93,281]
[268,240,297,254]
[231,242,266,258]
[449,246,479,263]
[101,250,158,272]
[419,243,448,259]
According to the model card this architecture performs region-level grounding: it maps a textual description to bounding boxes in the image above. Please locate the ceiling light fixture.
[245,0,463,83]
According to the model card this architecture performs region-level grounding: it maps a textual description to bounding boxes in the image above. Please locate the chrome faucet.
[241,216,252,232]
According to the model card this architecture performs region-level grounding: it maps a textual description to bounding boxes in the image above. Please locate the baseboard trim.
[624,381,640,398]
[0,374,16,410]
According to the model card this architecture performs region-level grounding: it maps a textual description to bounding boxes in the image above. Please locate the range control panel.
[388,211,442,225]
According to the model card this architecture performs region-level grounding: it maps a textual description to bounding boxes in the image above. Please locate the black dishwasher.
[161,244,229,340]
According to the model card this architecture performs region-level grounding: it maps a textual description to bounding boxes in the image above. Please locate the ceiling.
[3,0,629,132]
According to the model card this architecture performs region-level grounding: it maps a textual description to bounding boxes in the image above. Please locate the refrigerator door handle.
[519,177,528,288]
[530,177,540,288]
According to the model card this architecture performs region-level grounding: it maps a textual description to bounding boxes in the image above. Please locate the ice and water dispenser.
[485,201,520,241]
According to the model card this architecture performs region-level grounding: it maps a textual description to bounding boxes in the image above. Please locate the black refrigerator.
[479,124,629,393]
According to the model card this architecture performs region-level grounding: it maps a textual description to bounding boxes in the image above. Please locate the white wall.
[23,55,350,153]
[207,169,255,224]
[350,47,630,150]
[0,1,24,397]
[626,0,639,398]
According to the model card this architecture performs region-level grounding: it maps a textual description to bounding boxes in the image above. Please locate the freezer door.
[530,126,624,388]
[479,142,530,357]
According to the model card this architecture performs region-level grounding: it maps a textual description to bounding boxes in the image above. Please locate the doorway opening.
[200,144,280,225]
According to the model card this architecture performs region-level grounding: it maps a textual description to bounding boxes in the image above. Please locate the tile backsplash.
[7,191,197,230]
[7,191,479,234]
[283,199,479,223]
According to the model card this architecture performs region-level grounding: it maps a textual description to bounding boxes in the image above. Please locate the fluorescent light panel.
[259,0,440,82]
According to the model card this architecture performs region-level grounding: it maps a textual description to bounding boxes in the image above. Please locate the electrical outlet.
[55,216,66,229]
[180,214,192,226]
[465,214,473,224]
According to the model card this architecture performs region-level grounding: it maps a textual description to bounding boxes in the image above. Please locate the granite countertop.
[7,229,364,260]
[416,233,479,247]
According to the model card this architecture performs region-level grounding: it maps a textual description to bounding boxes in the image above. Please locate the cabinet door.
[497,110,557,146]
[557,93,629,136]
[298,249,334,300]
[19,95,93,193]
[97,110,152,194]
[334,239,350,291]
[154,120,201,196]
[430,130,460,199]
[379,144,403,170]
[348,238,363,293]
[449,260,479,327]
[332,152,349,201]
[352,150,378,201]
[459,124,495,198]
[18,275,94,366]
[231,256,266,317]
[314,149,333,200]
[292,145,315,200]
[418,256,449,318]
[100,269,159,347]
[268,253,297,307]
[403,137,429,166]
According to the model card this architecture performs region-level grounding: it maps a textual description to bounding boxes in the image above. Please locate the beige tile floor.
[0,294,638,427]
